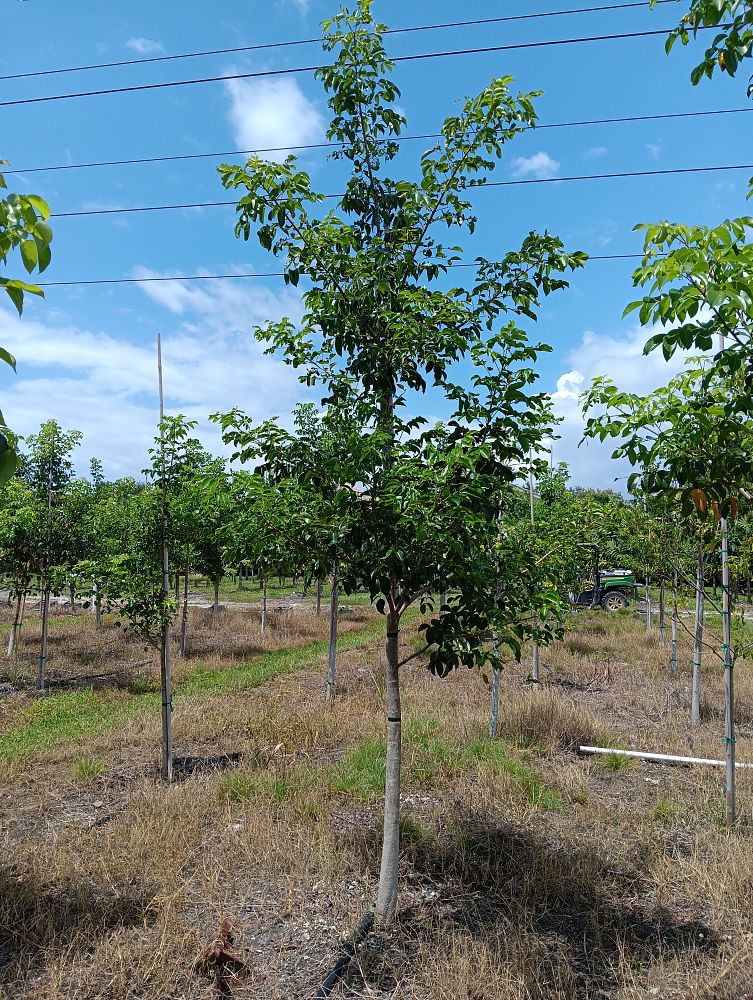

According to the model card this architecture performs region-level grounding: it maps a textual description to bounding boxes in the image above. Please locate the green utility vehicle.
[573,543,638,611]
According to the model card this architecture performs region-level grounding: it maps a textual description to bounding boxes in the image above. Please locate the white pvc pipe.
[579,746,753,770]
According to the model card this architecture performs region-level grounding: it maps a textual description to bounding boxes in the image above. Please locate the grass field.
[0,601,752,999]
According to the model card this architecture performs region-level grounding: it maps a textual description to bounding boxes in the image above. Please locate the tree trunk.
[69,580,76,612]
[721,517,736,824]
[174,570,180,603]
[7,590,24,658]
[179,558,189,658]
[489,574,502,737]
[261,575,268,634]
[316,578,322,617]
[375,608,402,925]
[94,584,102,628]
[658,579,666,647]
[37,584,50,691]
[691,545,704,728]
[213,579,220,615]
[646,574,653,631]
[326,562,339,701]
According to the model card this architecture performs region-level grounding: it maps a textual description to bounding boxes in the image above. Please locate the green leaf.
[0,347,17,372]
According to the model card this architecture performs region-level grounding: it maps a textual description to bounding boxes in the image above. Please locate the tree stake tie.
[386,631,398,638]
[163,695,174,711]
[725,737,736,745]
[387,716,401,724]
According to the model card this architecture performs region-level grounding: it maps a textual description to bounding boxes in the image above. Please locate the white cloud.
[645,142,661,159]
[125,37,164,55]
[0,276,310,478]
[583,145,608,160]
[224,75,325,162]
[280,0,309,10]
[549,325,689,490]
[511,151,560,180]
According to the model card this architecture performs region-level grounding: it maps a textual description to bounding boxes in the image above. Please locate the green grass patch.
[332,737,387,799]
[460,739,564,810]
[651,797,678,824]
[72,755,106,780]
[219,769,292,805]
[0,690,154,764]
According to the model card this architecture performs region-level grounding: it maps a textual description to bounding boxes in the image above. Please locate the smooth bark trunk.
[375,609,401,925]
[261,575,268,634]
[721,518,736,824]
[325,562,339,701]
[691,545,704,728]
[94,584,102,628]
[69,581,76,612]
[213,579,220,615]
[646,574,653,631]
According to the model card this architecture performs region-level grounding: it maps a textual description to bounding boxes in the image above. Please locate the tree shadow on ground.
[342,813,717,999]
[0,865,156,989]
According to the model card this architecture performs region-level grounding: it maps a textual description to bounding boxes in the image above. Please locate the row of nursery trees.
[1,0,751,926]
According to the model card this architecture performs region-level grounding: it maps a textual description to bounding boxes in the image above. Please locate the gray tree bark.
[375,607,401,925]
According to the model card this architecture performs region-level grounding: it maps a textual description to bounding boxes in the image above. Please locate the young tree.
[582,364,752,825]
[218,0,584,923]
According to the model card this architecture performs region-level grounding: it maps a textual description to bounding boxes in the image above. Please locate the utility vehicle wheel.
[602,591,628,611]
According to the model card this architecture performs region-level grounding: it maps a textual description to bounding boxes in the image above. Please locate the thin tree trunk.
[646,573,653,631]
[69,580,76,612]
[670,569,678,678]
[7,591,23,658]
[375,607,401,925]
[37,584,50,691]
[179,557,189,658]
[326,562,339,701]
[213,579,220,615]
[658,578,666,647]
[261,574,268,634]
[174,571,180,602]
[439,591,447,615]
[94,584,102,628]
[489,573,502,738]
[691,544,704,728]
[721,517,736,825]
[315,578,322,617]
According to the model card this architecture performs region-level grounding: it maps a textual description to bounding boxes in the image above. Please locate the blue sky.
[1,0,750,486]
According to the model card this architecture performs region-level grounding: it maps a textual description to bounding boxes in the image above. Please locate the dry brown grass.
[1,608,753,999]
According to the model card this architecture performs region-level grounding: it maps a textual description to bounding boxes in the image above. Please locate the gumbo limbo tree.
[219,0,584,923]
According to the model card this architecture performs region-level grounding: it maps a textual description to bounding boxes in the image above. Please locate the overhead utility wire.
[50,163,753,220]
[35,253,648,288]
[0,1,677,82]
[0,26,721,109]
[6,107,750,177]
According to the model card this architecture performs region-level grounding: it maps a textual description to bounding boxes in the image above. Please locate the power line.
[0,2,677,83]
[0,26,716,109]
[36,253,646,288]
[6,107,750,177]
[50,163,753,220]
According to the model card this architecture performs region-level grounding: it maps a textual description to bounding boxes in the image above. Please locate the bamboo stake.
[529,448,540,685]
[721,514,736,824]
[670,569,678,678]
[691,542,704,727]
[326,561,339,701]
[157,332,173,784]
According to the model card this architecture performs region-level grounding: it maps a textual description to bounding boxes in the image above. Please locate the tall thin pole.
[37,461,53,690]
[326,561,339,701]
[718,329,735,823]
[157,333,173,784]
[529,448,540,685]
[670,567,678,678]
[691,541,704,727]
[489,574,502,738]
